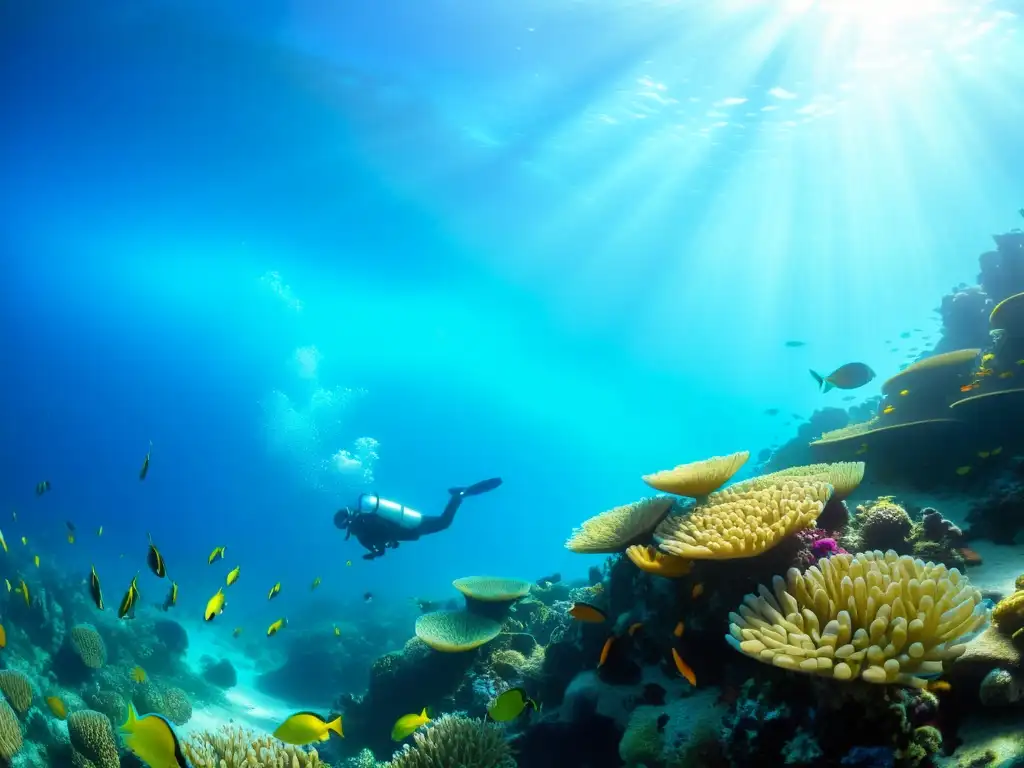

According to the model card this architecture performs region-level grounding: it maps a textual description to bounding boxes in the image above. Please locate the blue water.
[2,0,1023,632]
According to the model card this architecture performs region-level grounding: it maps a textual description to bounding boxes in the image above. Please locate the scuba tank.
[356,493,423,530]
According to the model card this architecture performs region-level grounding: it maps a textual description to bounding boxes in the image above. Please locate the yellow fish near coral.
[131,666,147,683]
[267,618,287,637]
[273,711,344,745]
[488,688,538,722]
[955,466,972,476]
[120,702,188,768]
[45,696,66,719]
[226,566,240,586]
[205,588,226,622]
[391,709,430,741]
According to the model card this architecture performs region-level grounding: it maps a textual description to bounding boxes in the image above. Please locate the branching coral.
[565,496,675,553]
[654,477,833,559]
[183,725,329,767]
[726,550,988,687]
[70,624,107,669]
[68,710,120,768]
[624,544,693,577]
[384,714,515,768]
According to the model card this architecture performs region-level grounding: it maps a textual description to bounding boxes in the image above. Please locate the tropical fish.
[0,529,6,553]
[691,583,704,599]
[118,575,140,620]
[882,405,895,415]
[120,702,187,768]
[19,580,30,607]
[333,625,341,637]
[982,353,995,363]
[208,546,226,565]
[268,582,281,600]
[346,560,352,567]
[488,688,538,722]
[274,712,344,745]
[364,592,374,603]
[671,648,697,686]
[45,696,66,719]
[131,666,147,683]
[66,521,75,544]
[146,535,166,578]
[267,618,287,637]
[0,624,6,648]
[627,622,643,636]
[955,466,972,476]
[899,389,910,396]
[784,340,806,348]
[97,526,103,537]
[67,533,75,545]
[978,451,991,459]
[226,566,240,587]
[391,709,430,741]
[204,588,225,622]
[310,576,322,591]
[89,565,104,611]
[809,363,876,393]
[764,408,780,416]
[927,680,952,694]
[139,441,152,481]
[35,481,51,496]
[568,602,607,623]
[900,332,911,339]
[960,382,980,392]
[976,368,994,377]
[20,536,27,546]
[673,621,684,638]
[598,637,615,667]
[163,581,178,611]
[33,555,39,568]
[233,627,243,638]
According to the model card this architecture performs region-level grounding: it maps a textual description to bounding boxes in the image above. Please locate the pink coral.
[793,528,847,568]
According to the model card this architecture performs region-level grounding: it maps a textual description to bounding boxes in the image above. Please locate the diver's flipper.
[449,477,503,497]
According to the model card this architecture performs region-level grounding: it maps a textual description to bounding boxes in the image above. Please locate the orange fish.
[598,637,615,667]
[569,602,607,623]
[691,583,704,599]
[671,648,696,686]
[673,621,684,638]
[627,622,643,637]
[960,382,979,392]
[927,680,952,693]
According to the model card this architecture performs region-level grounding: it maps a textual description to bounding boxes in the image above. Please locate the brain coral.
[655,477,833,559]
[0,670,34,715]
[386,714,516,768]
[132,682,166,718]
[70,624,107,669]
[183,725,328,767]
[726,550,988,687]
[856,498,913,552]
[162,687,192,726]
[68,709,119,768]
[565,496,675,554]
[0,699,22,761]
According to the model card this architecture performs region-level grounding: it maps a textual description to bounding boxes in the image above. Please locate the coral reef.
[67,709,120,768]
[383,714,515,768]
[566,496,676,553]
[183,725,328,767]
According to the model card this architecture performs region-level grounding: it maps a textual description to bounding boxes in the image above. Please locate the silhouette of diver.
[333,478,503,560]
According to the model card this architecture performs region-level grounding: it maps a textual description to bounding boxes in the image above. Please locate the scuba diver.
[334,478,503,560]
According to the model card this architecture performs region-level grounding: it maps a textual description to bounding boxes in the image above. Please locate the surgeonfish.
[487,688,538,722]
[208,546,226,565]
[809,363,876,393]
[882,405,895,415]
[45,696,66,719]
[311,576,322,591]
[226,566,241,586]
[118,575,140,620]
[205,588,226,622]
[568,602,607,623]
[89,565,104,611]
[120,702,189,768]
[139,441,152,481]
[273,711,344,745]
[391,709,430,741]
[146,534,166,578]
[267,618,287,637]
[163,581,178,611]
[268,582,281,600]
[35,480,51,496]
[19,579,30,607]
[671,648,697,686]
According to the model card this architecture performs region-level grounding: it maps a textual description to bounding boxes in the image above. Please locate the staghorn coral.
[415,611,502,652]
[654,477,833,559]
[183,725,329,767]
[70,624,107,669]
[641,451,750,497]
[385,713,515,768]
[0,670,34,715]
[854,498,913,553]
[68,709,119,768]
[565,496,675,554]
[0,698,22,761]
[162,686,193,726]
[726,550,988,687]
[625,544,693,577]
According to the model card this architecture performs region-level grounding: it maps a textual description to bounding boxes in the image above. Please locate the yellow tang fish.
[267,618,287,637]
[20,536,27,546]
[204,588,226,622]
[208,546,226,565]
[20,579,30,607]
[226,566,241,586]
[0,529,7,553]
[120,702,187,768]
[131,666,147,683]
[487,688,538,722]
[311,577,322,591]
[955,466,972,476]
[899,389,910,396]
[67,533,75,544]
[45,696,67,719]
[391,709,431,741]
[982,353,995,363]
[4,579,10,593]
[882,405,895,415]
[268,582,281,601]
[33,554,39,568]
[273,712,343,745]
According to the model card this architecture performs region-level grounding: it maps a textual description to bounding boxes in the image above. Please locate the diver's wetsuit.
[335,478,502,560]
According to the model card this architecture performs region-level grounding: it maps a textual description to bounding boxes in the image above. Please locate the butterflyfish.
[45,696,66,719]
[598,636,615,667]
[19,579,30,607]
[568,602,607,623]
[204,588,226,622]
[208,546,226,565]
[671,648,697,686]
[487,688,537,722]
[982,353,995,363]
[226,566,240,586]
[89,565,104,610]
[273,711,344,745]
[268,582,281,600]
[391,709,430,741]
[35,480,51,496]
[120,702,188,768]
[118,575,140,620]
[163,581,178,611]
[809,363,876,393]
[146,534,166,578]
[311,576,322,591]
[267,618,287,637]
[139,441,152,481]
[131,666,147,683]
[673,621,684,638]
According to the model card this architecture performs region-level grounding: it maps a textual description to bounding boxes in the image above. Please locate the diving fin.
[449,477,503,497]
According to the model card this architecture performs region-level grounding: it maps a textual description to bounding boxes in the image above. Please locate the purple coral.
[793,528,847,568]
